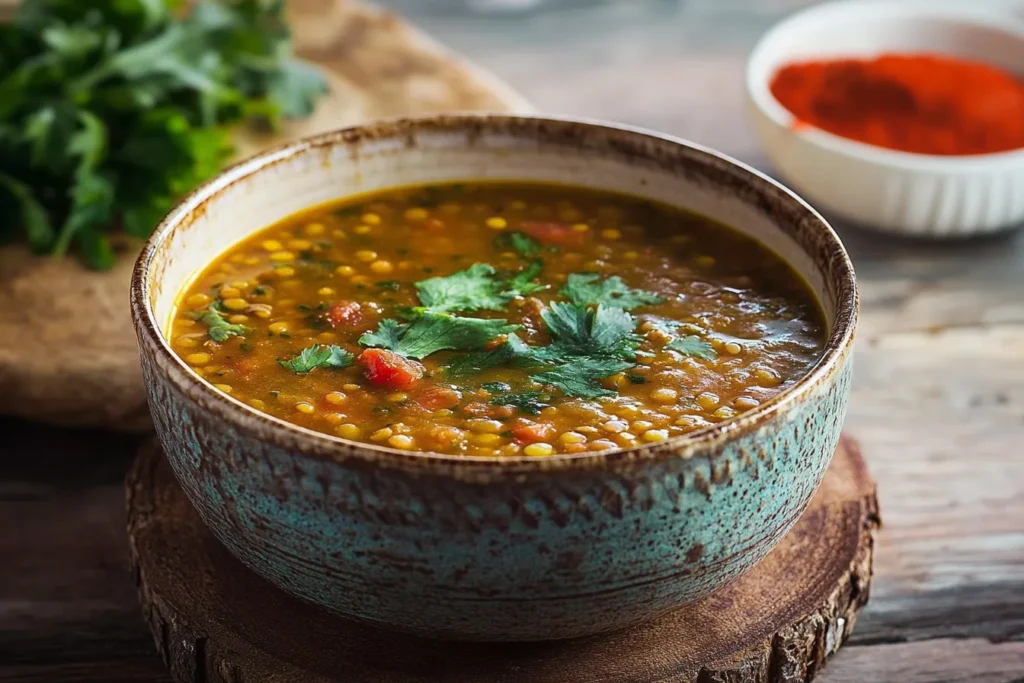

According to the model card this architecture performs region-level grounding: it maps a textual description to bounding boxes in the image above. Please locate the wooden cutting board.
[0,0,530,430]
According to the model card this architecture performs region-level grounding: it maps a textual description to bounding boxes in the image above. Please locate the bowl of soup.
[131,115,858,641]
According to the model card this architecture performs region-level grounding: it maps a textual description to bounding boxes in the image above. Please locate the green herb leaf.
[0,172,52,249]
[416,263,513,314]
[491,391,552,416]
[666,335,718,360]
[358,319,407,350]
[481,381,512,393]
[362,313,520,361]
[278,344,354,374]
[494,230,541,258]
[192,303,249,343]
[443,334,537,376]
[561,273,665,310]
[536,302,642,363]
[505,259,547,296]
[645,318,681,337]
[534,357,634,399]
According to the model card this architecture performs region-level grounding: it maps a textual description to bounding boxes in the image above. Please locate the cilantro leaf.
[561,273,665,310]
[358,319,407,350]
[645,318,681,337]
[536,302,642,363]
[520,302,643,398]
[505,259,547,296]
[192,303,249,343]
[416,263,513,314]
[361,313,520,361]
[278,345,354,374]
[534,357,634,399]
[495,231,541,258]
[666,335,718,360]
[442,302,646,399]
[481,382,512,393]
[491,391,552,416]
[443,334,537,376]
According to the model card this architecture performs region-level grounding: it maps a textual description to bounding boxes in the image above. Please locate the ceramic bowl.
[748,0,1024,237]
[131,115,858,641]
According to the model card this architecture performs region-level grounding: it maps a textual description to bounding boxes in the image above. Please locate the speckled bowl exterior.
[131,115,858,641]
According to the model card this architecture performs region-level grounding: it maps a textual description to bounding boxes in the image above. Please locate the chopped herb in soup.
[170,182,826,456]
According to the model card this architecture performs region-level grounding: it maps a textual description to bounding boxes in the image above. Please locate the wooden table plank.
[820,640,1024,683]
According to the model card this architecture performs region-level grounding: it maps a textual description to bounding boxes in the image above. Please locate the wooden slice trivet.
[126,436,879,683]
[0,0,530,431]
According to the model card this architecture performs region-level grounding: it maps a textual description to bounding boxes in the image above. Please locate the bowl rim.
[746,0,1024,170]
[131,113,858,474]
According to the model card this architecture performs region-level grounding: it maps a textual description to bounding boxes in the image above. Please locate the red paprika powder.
[770,53,1024,156]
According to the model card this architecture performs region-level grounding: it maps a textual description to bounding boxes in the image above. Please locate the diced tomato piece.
[327,301,365,329]
[358,349,424,389]
[416,385,462,410]
[519,221,587,246]
[511,422,557,444]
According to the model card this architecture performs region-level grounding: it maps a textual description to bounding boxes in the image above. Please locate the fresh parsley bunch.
[0,0,327,268]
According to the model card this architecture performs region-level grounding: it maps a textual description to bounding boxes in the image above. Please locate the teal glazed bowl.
[131,115,858,641]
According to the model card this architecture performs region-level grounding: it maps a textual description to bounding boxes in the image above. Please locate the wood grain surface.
[2,1,1023,682]
[125,437,876,683]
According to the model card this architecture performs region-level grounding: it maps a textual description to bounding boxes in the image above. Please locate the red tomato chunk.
[358,349,424,389]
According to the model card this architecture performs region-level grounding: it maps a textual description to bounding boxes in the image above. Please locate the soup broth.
[169,182,826,456]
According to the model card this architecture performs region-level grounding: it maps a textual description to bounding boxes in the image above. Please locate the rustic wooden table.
[2,1,1023,681]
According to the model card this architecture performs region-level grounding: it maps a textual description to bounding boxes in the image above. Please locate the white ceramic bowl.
[747,0,1024,237]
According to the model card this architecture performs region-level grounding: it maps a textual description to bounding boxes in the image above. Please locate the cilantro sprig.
[191,302,249,342]
[534,301,642,363]
[444,301,643,398]
[412,262,545,315]
[360,313,520,361]
[561,273,664,310]
[416,263,513,314]
[0,0,327,268]
[443,333,536,377]
[666,335,717,360]
[278,345,354,374]
[494,231,541,258]
[527,302,642,398]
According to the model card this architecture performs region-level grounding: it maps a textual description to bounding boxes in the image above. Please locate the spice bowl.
[747,0,1024,237]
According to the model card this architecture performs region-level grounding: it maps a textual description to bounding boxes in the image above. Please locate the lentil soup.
[170,182,826,457]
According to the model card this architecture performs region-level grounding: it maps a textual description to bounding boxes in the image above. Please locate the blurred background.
[379,0,826,157]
